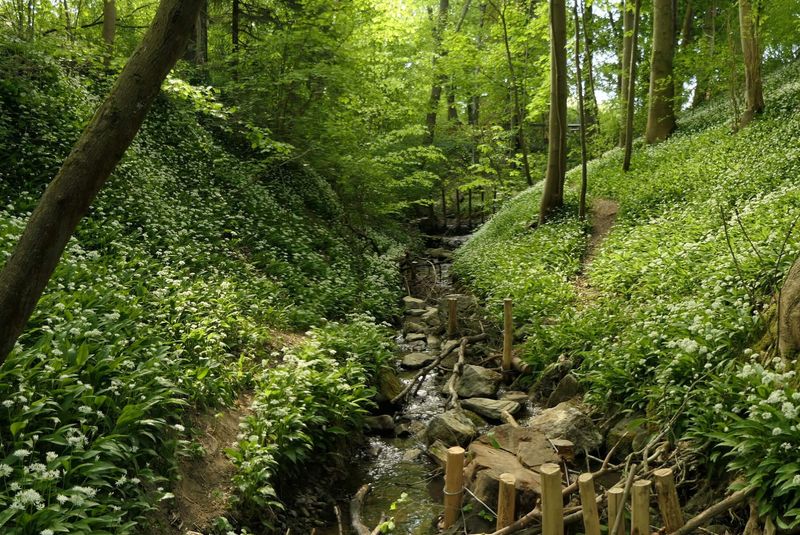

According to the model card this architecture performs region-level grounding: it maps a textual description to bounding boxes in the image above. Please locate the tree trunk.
[195,0,208,65]
[779,259,800,359]
[622,0,642,171]
[0,0,204,365]
[102,0,116,65]
[423,0,450,145]
[498,1,533,186]
[645,0,676,143]
[619,0,635,147]
[580,0,599,131]
[574,0,588,220]
[692,1,716,107]
[232,0,240,51]
[447,85,460,122]
[680,0,693,46]
[738,0,764,127]
[539,0,567,224]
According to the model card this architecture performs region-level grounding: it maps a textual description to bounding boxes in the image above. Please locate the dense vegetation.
[1,0,800,532]
[455,61,800,526]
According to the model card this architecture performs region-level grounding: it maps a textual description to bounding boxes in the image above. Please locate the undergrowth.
[454,61,800,526]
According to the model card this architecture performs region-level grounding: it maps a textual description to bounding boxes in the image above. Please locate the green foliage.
[455,61,800,522]
[0,38,403,533]
[229,316,392,524]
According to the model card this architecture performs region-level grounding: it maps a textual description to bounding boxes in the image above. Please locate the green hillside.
[454,61,800,525]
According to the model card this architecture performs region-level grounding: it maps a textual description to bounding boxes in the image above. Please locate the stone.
[405,308,425,317]
[402,448,423,462]
[404,321,427,334]
[462,409,488,428]
[424,409,478,446]
[427,335,441,350]
[462,398,521,421]
[605,413,649,458]
[527,399,603,453]
[473,424,560,469]
[464,441,544,514]
[426,248,453,261]
[364,415,394,434]
[403,296,426,310]
[528,357,573,402]
[401,352,436,369]
[457,365,502,398]
[546,373,581,407]
[375,368,403,404]
[441,339,460,355]
[421,307,439,321]
[426,439,449,467]
[405,333,427,343]
[501,391,529,404]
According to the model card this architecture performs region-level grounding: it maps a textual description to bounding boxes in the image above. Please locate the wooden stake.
[502,298,513,372]
[541,463,564,535]
[578,473,601,535]
[447,297,458,338]
[496,473,517,530]
[607,487,624,535]
[653,468,684,532]
[631,480,651,535]
[443,446,465,528]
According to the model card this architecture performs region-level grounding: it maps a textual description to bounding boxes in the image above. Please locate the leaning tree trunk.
[0,0,204,365]
[738,0,764,128]
[780,259,800,358]
[645,0,676,143]
[618,0,635,147]
[539,0,568,224]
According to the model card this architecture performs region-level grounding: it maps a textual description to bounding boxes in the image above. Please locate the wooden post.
[541,463,564,535]
[496,473,517,530]
[631,480,651,535]
[502,298,513,372]
[443,446,465,528]
[607,487,625,535]
[578,473,601,535]
[654,468,684,532]
[447,297,459,338]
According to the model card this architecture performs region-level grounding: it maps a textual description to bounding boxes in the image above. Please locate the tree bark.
[622,0,642,171]
[102,0,115,47]
[692,1,716,107]
[423,0,450,145]
[738,0,764,127]
[232,0,240,51]
[0,0,204,365]
[580,0,599,131]
[574,0,588,219]
[195,0,208,65]
[779,258,800,359]
[645,0,676,143]
[539,0,567,224]
[619,0,635,147]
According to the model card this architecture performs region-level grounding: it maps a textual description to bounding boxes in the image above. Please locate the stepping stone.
[424,410,477,447]
[462,398,521,421]
[401,352,436,369]
[403,296,426,310]
[457,365,502,398]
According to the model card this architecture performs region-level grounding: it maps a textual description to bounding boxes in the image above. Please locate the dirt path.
[574,198,620,302]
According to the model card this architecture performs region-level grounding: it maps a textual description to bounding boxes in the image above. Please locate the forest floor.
[574,198,619,303]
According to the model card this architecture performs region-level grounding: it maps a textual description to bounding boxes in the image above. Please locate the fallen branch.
[350,484,372,535]
[391,333,487,404]
[446,338,468,409]
[669,486,755,535]
[500,409,519,427]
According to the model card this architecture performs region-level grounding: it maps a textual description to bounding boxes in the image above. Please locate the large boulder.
[401,352,436,370]
[464,425,560,516]
[375,367,403,404]
[364,415,395,435]
[528,357,573,402]
[528,399,602,454]
[546,373,581,407]
[457,365,502,398]
[462,398,521,421]
[403,296,426,311]
[424,410,478,447]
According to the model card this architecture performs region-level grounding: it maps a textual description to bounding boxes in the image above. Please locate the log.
[502,298,513,372]
[607,487,625,535]
[631,480,651,535]
[444,446,466,528]
[500,409,520,428]
[447,297,459,338]
[654,468,684,532]
[350,484,372,535]
[670,487,754,535]
[541,463,565,535]
[446,338,468,409]
[578,473,601,535]
[496,473,517,530]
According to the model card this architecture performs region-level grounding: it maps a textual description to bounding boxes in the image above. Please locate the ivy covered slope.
[0,40,401,532]
[454,62,800,526]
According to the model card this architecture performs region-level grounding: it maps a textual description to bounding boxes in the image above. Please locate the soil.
[574,198,620,303]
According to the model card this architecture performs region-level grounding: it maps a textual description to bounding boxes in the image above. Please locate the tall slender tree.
[645,0,676,143]
[738,0,764,127]
[539,0,568,223]
[423,0,450,145]
[619,0,635,147]
[622,0,642,171]
[580,0,599,131]
[0,0,204,364]
[103,0,116,51]
[574,0,589,219]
